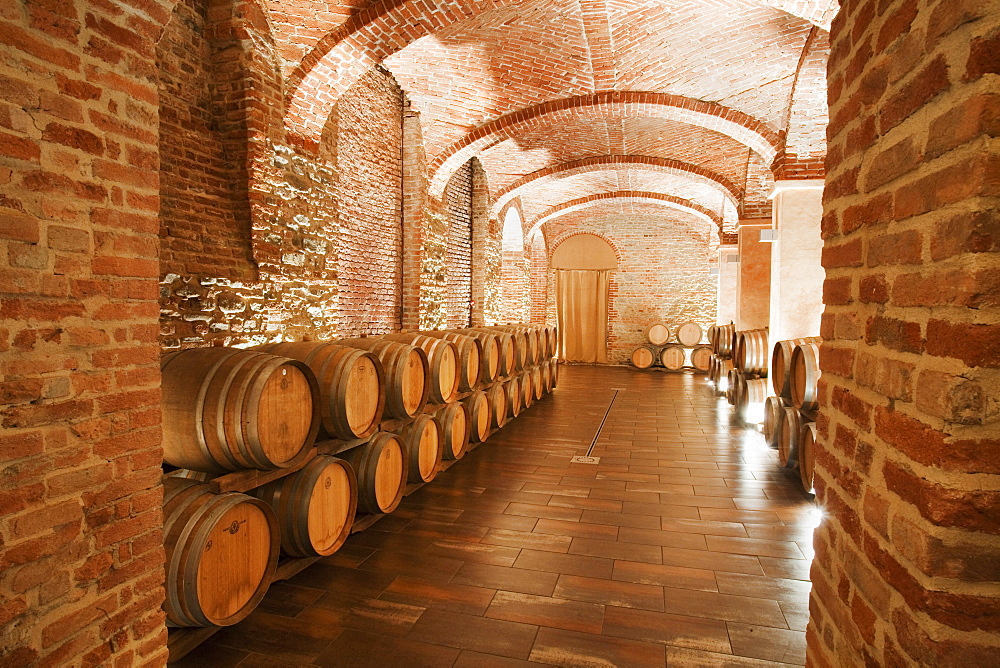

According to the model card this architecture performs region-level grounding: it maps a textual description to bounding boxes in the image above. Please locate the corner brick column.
[716,245,738,325]
[735,219,771,330]
[767,180,825,343]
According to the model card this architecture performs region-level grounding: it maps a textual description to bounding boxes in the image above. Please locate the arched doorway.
[551,234,618,363]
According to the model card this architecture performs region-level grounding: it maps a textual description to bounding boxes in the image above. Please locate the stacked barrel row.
[705,326,823,493]
[630,321,712,372]
[158,323,557,631]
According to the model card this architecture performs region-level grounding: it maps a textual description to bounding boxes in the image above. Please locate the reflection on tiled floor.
[176,365,815,667]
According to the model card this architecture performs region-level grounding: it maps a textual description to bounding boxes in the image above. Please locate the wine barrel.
[726,368,743,406]
[714,323,735,358]
[472,328,517,375]
[690,346,712,372]
[736,329,769,376]
[337,338,429,420]
[420,331,482,392]
[519,372,534,410]
[447,329,501,384]
[489,327,529,370]
[504,378,522,419]
[676,321,703,347]
[382,334,460,404]
[341,433,407,514]
[800,422,818,492]
[463,390,491,443]
[707,325,718,352]
[713,357,734,394]
[163,478,279,627]
[543,325,558,359]
[399,415,442,484]
[255,342,384,441]
[549,358,559,388]
[646,323,670,346]
[771,337,822,398]
[531,366,544,400]
[737,377,770,424]
[762,396,785,447]
[486,383,508,428]
[631,346,657,369]
[437,402,470,460]
[539,362,552,394]
[660,345,686,370]
[253,455,357,558]
[161,348,320,473]
[789,342,822,410]
[778,407,805,469]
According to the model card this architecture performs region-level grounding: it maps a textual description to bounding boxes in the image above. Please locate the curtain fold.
[556,269,609,363]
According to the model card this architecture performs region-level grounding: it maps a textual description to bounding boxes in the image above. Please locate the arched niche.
[551,233,618,270]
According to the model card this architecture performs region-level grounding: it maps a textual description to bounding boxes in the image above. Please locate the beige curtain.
[556,269,609,363]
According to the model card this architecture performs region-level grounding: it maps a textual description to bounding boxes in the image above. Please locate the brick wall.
[0,0,172,664]
[544,203,718,363]
[443,161,473,328]
[809,0,1000,664]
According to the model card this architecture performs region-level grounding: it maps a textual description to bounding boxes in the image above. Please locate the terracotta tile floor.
[176,365,815,667]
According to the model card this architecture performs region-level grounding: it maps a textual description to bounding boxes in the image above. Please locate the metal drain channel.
[586,389,621,457]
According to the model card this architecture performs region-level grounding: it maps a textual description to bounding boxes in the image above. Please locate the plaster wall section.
[736,220,772,331]
[717,246,739,325]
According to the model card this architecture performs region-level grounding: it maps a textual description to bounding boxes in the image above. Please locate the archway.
[551,233,619,363]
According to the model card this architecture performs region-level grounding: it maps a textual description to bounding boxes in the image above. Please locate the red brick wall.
[544,203,718,363]
[443,161,473,328]
[0,0,171,664]
[809,1,1000,664]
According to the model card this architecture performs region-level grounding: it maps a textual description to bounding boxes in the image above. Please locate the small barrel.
[421,331,482,392]
[660,345,686,370]
[789,342,822,410]
[399,415,443,484]
[163,478,279,627]
[736,329,769,376]
[690,346,712,372]
[778,407,805,469]
[382,333,460,404]
[519,373,534,410]
[646,323,671,346]
[161,348,320,473]
[762,396,785,447]
[737,377,770,424]
[255,341,384,441]
[504,378,522,419]
[437,402,470,460]
[252,455,357,558]
[340,433,406,515]
[337,338,430,420]
[771,337,822,398]
[463,390,492,443]
[631,346,657,369]
[447,329,501,383]
[486,383,508,428]
[799,422,818,493]
[675,322,703,347]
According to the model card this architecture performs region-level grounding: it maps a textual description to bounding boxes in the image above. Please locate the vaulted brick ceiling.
[278,0,834,240]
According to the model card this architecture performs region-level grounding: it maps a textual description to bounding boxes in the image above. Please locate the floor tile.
[529,626,666,668]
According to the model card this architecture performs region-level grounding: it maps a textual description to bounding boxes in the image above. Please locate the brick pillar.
[716,245,738,325]
[401,102,427,330]
[767,180,825,342]
[735,219,771,331]
[809,0,1000,665]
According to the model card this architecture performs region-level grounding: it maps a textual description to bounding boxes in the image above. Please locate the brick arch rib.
[429,92,781,199]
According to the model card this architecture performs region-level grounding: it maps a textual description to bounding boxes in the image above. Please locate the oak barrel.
[713,323,735,358]
[163,477,279,627]
[341,433,407,514]
[762,396,785,447]
[463,390,492,443]
[382,333,460,404]
[539,362,553,393]
[778,407,805,469]
[421,331,482,391]
[737,377,770,424]
[676,321,703,347]
[735,329,769,376]
[549,358,559,388]
[726,368,743,406]
[255,341,384,441]
[252,455,357,558]
[631,346,657,369]
[713,357,734,394]
[488,327,529,370]
[486,383,508,428]
[771,337,822,398]
[690,346,712,372]
[447,329,501,383]
[789,342,822,410]
[519,372,534,410]
[646,323,671,346]
[531,366,544,400]
[161,347,320,472]
[399,414,443,484]
[799,422,818,493]
[504,378,522,419]
[437,401,470,460]
[659,345,686,370]
[337,338,430,420]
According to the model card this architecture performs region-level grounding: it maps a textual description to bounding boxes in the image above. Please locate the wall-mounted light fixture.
[759,229,778,242]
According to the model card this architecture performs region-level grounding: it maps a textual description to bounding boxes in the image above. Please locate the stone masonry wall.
[0,0,172,664]
[544,204,718,364]
[808,0,1000,664]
